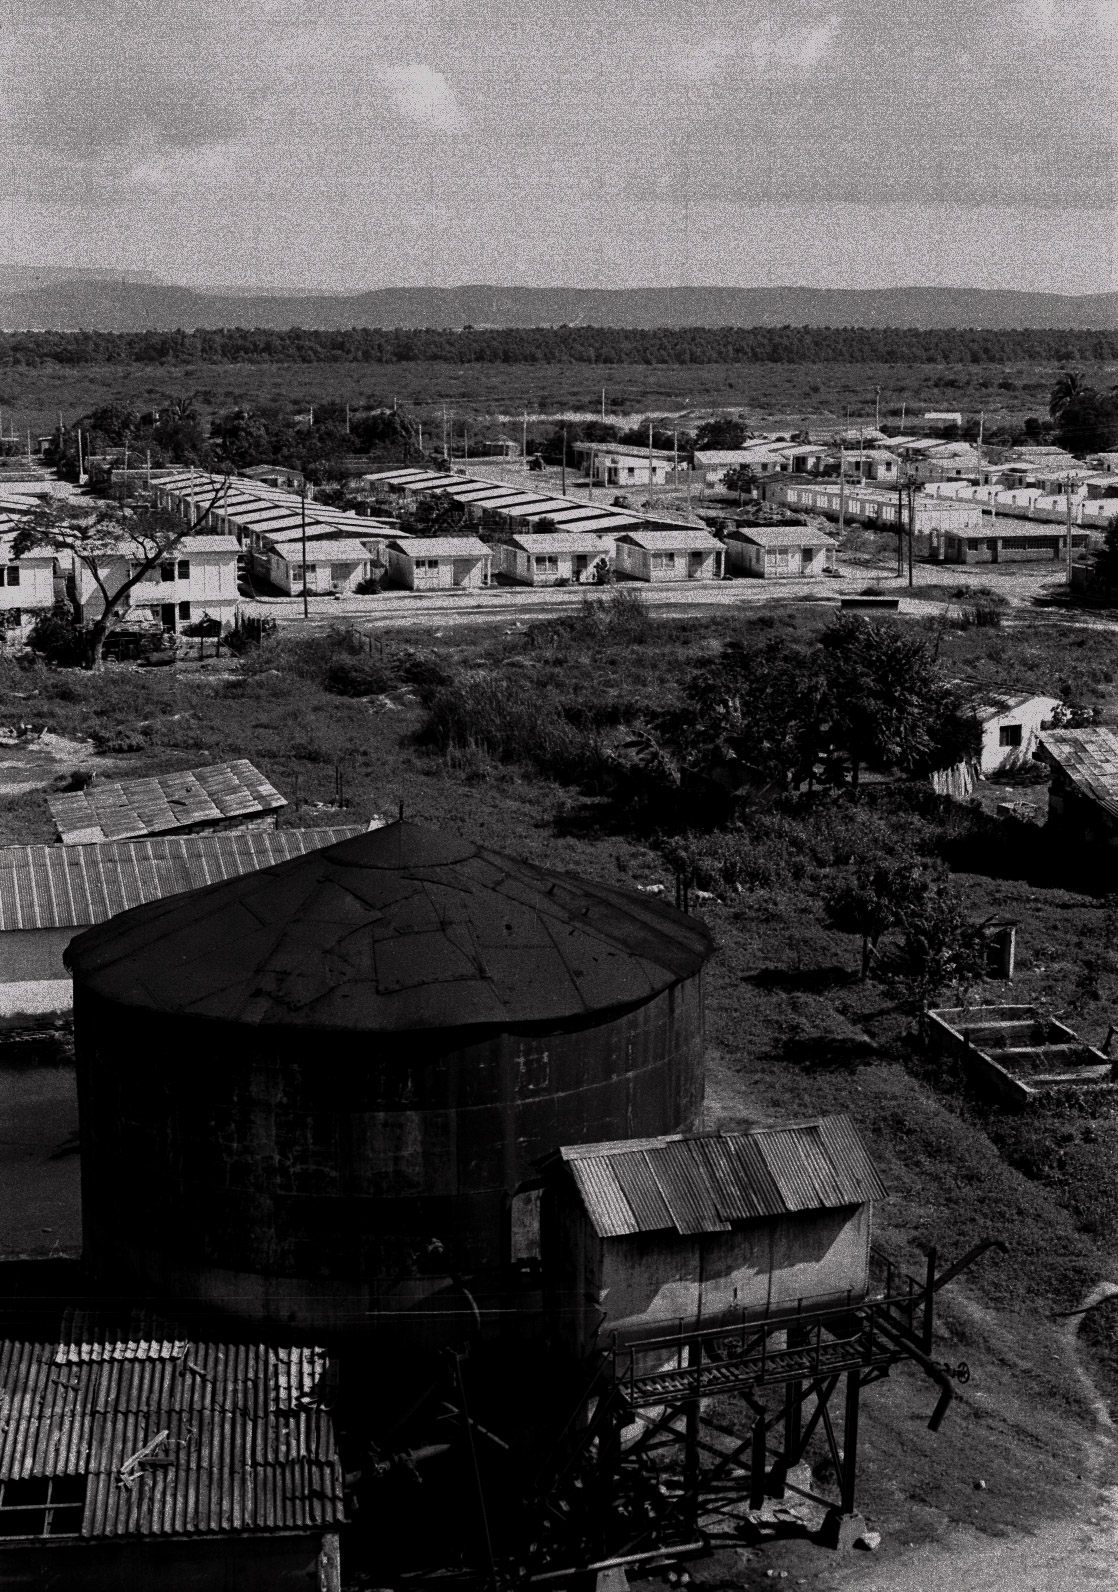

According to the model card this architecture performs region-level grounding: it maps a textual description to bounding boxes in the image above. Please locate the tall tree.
[13,479,229,669]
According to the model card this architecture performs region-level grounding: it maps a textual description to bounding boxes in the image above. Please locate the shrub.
[27,605,84,667]
[421,671,601,783]
[325,655,392,697]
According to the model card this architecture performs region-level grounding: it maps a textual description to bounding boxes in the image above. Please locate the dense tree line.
[3,326,1118,369]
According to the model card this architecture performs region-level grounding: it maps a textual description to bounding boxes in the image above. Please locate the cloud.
[749,13,841,69]
[384,64,459,128]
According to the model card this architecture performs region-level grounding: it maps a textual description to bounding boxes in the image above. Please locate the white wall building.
[383,535,491,590]
[0,532,56,642]
[71,535,240,633]
[265,537,380,596]
[614,528,722,581]
[494,532,615,586]
[723,525,837,579]
[575,444,679,486]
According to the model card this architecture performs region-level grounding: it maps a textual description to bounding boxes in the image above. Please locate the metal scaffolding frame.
[526,1242,1004,1577]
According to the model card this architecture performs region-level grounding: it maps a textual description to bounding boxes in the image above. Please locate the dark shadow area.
[748,966,860,995]
[780,1034,880,1072]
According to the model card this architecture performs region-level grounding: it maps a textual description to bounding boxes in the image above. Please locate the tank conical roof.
[64,820,712,1030]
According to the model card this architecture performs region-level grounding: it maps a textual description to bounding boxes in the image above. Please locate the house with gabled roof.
[614,527,722,582]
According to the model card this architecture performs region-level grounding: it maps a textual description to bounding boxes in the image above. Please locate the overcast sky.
[2,0,1115,293]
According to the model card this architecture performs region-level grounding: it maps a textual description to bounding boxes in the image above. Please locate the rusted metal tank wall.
[74,972,704,1332]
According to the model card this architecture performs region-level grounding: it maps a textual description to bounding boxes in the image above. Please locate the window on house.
[5,566,19,586]
[178,602,191,621]
[626,467,635,479]
[177,559,190,580]
[160,561,175,582]
[0,1475,86,1537]
[999,724,1023,747]
[534,555,559,572]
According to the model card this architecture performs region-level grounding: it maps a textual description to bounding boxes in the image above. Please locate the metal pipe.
[528,1543,706,1583]
[872,1316,955,1431]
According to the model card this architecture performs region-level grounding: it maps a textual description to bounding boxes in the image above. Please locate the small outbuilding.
[0,1308,343,1592]
[383,534,491,590]
[1037,727,1118,850]
[48,760,287,846]
[932,692,1061,796]
[543,1115,887,1356]
[614,528,722,582]
[263,536,380,595]
[723,524,837,579]
[493,532,614,585]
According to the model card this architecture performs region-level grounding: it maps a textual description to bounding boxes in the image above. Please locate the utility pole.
[1066,473,1075,589]
[345,403,350,434]
[900,401,906,431]
[588,445,595,503]
[875,387,881,430]
[442,406,448,460]
[561,427,567,496]
[77,429,84,480]
[673,429,679,503]
[897,467,905,577]
[648,420,654,505]
[522,412,527,470]
[300,484,309,622]
[838,445,846,539]
[464,426,469,462]
[418,422,423,455]
[907,479,915,588]
[601,387,606,422]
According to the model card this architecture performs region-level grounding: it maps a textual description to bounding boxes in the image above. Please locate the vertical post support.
[749,1411,767,1510]
[923,1248,937,1355]
[683,1340,702,1532]
[840,1370,861,1519]
[782,1329,803,1490]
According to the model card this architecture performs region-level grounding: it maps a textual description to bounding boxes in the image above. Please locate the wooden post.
[318,1532,342,1592]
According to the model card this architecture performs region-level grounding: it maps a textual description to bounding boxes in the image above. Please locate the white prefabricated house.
[614,528,722,582]
[0,532,56,642]
[383,535,491,590]
[723,525,837,579]
[542,1118,888,1356]
[494,532,615,586]
[70,534,240,633]
[264,537,380,596]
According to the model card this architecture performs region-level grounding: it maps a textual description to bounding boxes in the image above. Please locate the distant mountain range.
[2,281,1116,332]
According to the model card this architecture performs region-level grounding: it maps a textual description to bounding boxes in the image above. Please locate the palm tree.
[1050,371,1091,420]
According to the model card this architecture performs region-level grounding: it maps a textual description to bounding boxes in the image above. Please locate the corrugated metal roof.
[561,1117,886,1238]
[0,1310,343,1540]
[48,761,287,845]
[1038,728,1118,821]
[63,820,713,1032]
[0,828,365,932]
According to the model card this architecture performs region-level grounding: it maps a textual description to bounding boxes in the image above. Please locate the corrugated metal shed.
[0,828,364,932]
[0,1310,343,1539]
[1038,728,1118,821]
[63,819,713,1031]
[559,1117,887,1238]
[48,761,287,845]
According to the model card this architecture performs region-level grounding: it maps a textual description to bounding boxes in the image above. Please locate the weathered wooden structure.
[928,1004,1115,1108]
[543,1118,885,1357]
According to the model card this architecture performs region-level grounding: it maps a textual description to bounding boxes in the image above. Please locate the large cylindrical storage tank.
[65,822,712,1332]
